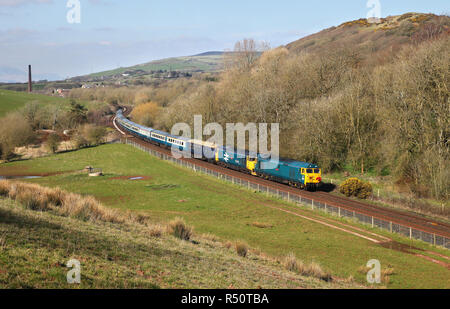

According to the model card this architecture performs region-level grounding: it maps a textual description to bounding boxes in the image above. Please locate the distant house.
[54,88,70,97]
[167,71,179,79]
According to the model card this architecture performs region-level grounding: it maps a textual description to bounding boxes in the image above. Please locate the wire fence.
[122,138,450,250]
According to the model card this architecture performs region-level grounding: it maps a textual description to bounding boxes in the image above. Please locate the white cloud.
[0,0,52,7]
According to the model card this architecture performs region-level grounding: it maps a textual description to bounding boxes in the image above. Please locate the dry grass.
[0,180,163,228]
[358,264,395,284]
[283,253,333,282]
[147,224,164,238]
[251,222,273,229]
[284,252,299,272]
[235,241,249,258]
[224,241,233,249]
[201,233,219,242]
[167,217,193,241]
[358,265,371,274]
[381,268,395,284]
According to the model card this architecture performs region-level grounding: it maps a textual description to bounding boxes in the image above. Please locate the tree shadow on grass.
[319,182,336,193]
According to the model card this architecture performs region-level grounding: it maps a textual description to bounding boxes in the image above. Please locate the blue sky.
[0,0,448,82]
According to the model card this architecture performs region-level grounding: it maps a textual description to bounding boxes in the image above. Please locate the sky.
[0,0,448,82]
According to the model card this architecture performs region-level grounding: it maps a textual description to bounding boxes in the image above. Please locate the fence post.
[434,234,436,246]
[390,222,393,233]
[287,192,290,202]
[410,227,412,239]
[312,200,314,210]
[338,207,341,217]
[372,216,374,228]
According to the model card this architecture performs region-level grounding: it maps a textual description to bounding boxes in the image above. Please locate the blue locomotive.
[116,110,322,191]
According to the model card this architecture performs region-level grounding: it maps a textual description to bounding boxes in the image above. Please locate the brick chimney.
[28,65,32,93]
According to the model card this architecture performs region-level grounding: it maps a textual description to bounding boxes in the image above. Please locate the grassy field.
[0,144,449,288]
[0,89,99,118]
[0,197,356,288]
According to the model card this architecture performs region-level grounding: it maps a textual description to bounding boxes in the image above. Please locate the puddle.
[0,175,43,180]
[146,184,179,191]
[110,176,151,181]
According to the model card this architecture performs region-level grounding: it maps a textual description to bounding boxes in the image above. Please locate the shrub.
[130,102,161,127]
[339,178,373,199]
[0,180,10,197]
[168,217,193,241]
[235,241,248,258]
[0,112,36,160]
[73,124,107,149]
[73,132,89,149]
[84,125,107,146]
[45,133,61,154]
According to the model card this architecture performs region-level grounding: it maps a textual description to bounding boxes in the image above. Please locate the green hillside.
[1,144,448,289]
[0,89,100,117]
[0,90,69,118]
[78,52,226,81]
[1,196,357,289]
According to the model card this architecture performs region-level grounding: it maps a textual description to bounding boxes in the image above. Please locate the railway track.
[110,110,450,242]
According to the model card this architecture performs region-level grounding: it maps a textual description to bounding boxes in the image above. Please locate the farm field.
[0,89,98,117]
[0,144,449,289]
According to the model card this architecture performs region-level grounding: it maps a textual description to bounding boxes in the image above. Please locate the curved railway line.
[110,109,450,246]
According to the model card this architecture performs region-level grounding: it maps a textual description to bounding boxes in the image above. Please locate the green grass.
[87,54,225,78]
[0,90,67,117]
[1,198,353,289]
[1,144,449,289]
[0,89,100,118]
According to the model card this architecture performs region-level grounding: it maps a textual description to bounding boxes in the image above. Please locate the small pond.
[0,176,43,180]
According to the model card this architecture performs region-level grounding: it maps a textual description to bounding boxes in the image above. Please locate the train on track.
[115,109,323,191]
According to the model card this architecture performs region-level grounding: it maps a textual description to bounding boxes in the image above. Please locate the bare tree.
[224,38,269,71]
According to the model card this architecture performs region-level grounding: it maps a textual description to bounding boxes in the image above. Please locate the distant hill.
[286,13,449,63]
[71,52,227,82]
